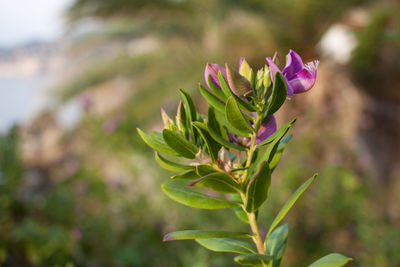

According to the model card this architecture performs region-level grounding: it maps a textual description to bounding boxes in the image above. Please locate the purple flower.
[266,50,319,96]
[228,116,277,147]
[204,63,227,90]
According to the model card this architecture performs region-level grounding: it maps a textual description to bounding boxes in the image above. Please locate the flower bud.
[225,64,252,97]
[161,108,176,130]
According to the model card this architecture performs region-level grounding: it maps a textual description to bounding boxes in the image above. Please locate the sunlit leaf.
[308,253,352,267]
[234,254,273,266]
[162,184,240,209]
[225,96,254,137]
[190,171,241,193]
[199,84,226,114]
[155,152,194,172]
[162,129,199,159]
[137,128,178,155]
[196,238,256,254]
[163,230,251,241]
[171,169,199,180]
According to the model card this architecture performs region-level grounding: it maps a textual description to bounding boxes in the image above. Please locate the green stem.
[239,113,267,266]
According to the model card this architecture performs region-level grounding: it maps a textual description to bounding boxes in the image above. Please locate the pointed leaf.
[230,194,249,224]
[162,184,240,209]
[196,238,256,254]
[193,122,221,162]
[190,172,241,193]
[269,134,292,172]
[155,152,194,172]
[199,84,226,114]
[267,174,317,238]
[162,129,199,159]
[137,128,178,155]
[225,96,254,136]
[211,106,244,138]
[179,89,198,143]
[171,169,199,180]
[195,164,218,176]
[179,89,197,122]
[218,70,234,98]
[245,161,271,212]
[308,253,352,267]
[256,118,296,147]
[207,75,227,101]
[266,223,289,267]
[163,230,251,242]
[206,110,246,151]
[234,254,273,266]
[263,72,287,120]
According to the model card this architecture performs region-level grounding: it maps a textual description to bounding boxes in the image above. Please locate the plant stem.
[239,113,267,261]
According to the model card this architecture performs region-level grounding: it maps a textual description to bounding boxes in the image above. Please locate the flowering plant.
[138,50,351,267]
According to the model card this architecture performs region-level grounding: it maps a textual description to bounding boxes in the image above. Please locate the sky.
[0,0,73,48]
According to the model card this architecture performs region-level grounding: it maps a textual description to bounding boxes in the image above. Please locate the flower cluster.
[204,50,318,148]
[137,50,351,267]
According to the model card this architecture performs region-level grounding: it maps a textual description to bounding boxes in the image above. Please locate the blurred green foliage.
[1,0,400,266]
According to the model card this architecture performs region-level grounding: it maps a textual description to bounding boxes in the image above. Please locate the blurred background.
[0,0,399,266]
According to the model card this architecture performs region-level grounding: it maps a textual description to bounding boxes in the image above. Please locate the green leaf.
[212,106,244,138]
[225,96,254,137]
[155,152,194,172]
[207,75,227,101]
[193,122,221,162]
[266,174,317,238]
[179,89,197,122]
[137,128,178,156]
[196,238,256,254]
[256,118,296,147]
[234,208,249,224]
[262,125,291,166]
[176,101,188,138]
[196,164,218,176]
[206,109,246,151]
[245,161,271,212]
[269,134,292,172]
[162,184,240,209]
[218,70,234,98]
[199,84,227,114]
[171,170,199,180]
[230,194,249,224]
[179,89,198,143]
[308,253,352,267]
[266,223,289,267]
[263,72,287,120]
[190,172,241,193]
[162,129,199,159]
[234,254,273,266]
[163,230,251,241]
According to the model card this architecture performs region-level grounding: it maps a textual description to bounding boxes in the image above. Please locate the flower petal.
[282,49,304,79]
[256,116,277,144]
[266,57,281,80]
[205,63,226,89]
[266,57,294,96]
[289,61,319,94]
